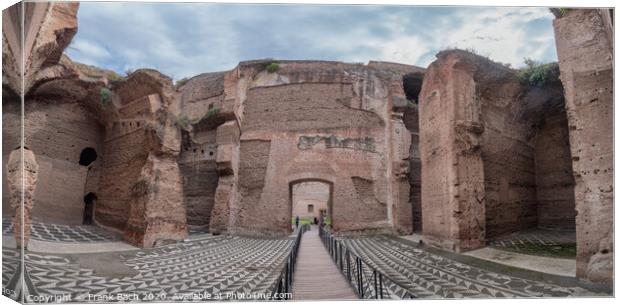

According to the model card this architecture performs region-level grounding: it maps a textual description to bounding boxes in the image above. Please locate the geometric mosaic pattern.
[488,229,576,258]
[341,236,603,298]
[2,234,293,302]
[2,217,121,243]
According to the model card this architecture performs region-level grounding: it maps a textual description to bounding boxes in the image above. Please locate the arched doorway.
[83,193,96,225]
[289,180,333,230]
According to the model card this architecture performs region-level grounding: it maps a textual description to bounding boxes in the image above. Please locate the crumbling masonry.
[2,2,613,283]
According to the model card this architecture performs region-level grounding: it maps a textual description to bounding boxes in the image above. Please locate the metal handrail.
[318,225,415,299]
[270,224,310,300]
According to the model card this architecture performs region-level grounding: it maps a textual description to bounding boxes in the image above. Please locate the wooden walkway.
[292,225,358,300]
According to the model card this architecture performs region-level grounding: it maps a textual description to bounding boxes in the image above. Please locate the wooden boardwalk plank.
[292,226,358,300]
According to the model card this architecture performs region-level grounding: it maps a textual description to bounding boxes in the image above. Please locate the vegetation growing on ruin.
[100,88,112,107]
[517,58,558,87]
[406,99,417,108]
[107,72,126,85]
[176,77,189,88]
[176,115,191,130]
[559,8,570,17]
[266,62,280,73]
[204,107,220,119]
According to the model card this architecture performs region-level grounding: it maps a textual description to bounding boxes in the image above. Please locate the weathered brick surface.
[553,9,613,283]
[419,50,572,252]
[535,108,576,230]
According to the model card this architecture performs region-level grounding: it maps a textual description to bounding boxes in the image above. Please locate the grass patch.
[291,216,331,225]
[517,58,558,87]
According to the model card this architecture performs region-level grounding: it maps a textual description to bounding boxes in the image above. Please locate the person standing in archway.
[295,216,300,229]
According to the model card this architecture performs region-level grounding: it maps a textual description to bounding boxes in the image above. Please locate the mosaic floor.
[1,228,608,302]
[341,236,603,298]
[2,234,293,302]
[488,229,576,258]
[2,218,121,243]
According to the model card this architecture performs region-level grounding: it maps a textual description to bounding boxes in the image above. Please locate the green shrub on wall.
[266,62,280,73]
[100,88,112,107]
[517,58,558,87]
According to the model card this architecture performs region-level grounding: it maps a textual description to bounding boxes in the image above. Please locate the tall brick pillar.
[553,9,613,283]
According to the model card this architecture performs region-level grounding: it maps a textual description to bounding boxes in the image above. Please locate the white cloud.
[69,40,111,60]
[65,4,557,79]
[377,36,431,66]
[435,7,555,67]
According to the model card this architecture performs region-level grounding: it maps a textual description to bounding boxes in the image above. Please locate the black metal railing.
[319,226,415,299]
[270,224,310,300]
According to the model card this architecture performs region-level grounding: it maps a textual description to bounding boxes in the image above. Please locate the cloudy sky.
[65,3,558,80]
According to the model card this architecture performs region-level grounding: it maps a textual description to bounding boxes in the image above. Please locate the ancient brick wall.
[419,51,487,252]
[178,129,218,227]
[480,85,539,239]
[419,50,569,251]
[553,9,613,283]
[535,108,576,230]
[22,101,105,225]
[198,61,420,236]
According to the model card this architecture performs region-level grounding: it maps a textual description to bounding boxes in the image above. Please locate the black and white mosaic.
[2,218,121,243]
[341,236,603,298]
[3,234,293,302]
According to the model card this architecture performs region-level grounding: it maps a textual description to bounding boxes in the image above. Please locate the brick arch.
[288,177,334,230]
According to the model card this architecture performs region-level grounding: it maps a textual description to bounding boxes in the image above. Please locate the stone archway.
[288,178,334,232]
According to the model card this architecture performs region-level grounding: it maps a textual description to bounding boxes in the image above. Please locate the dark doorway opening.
[79,147,97,166]
[83,193,96,225]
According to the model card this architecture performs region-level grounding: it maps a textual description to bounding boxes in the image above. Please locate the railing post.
[373,270,378,299]
[379,273,383,299]
[346,249,351,281]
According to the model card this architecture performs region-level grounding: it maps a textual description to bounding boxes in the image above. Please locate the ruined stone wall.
[480,86,540,239]
[175,71,232,229]
[2,66,106,227]
[553,9,613,283]
[24,100,105,225]
[175,60,420,236]
[96,122,149,229]
[419,51,487,252]
[178,130,218,227]
[59,70,188,248]
[419,50,568,251]
[535,107,575,230]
